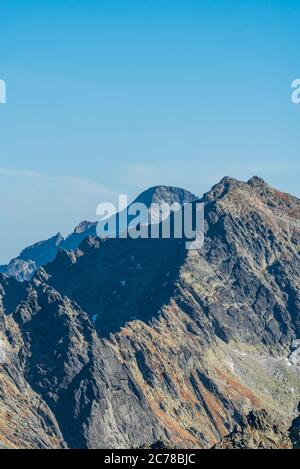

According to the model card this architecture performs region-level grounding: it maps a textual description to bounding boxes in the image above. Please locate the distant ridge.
[0,185,198,281]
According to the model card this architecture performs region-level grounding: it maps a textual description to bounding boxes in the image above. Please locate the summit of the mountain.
[134,185,198,207]
[73,221,97,234]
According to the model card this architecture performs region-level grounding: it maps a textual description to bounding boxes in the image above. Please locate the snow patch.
[286,339,300,366]
[0,338,6,364]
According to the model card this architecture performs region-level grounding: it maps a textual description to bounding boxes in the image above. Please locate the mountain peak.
[73,221,97,234]
[248,175,269,189]
[219,176,240,185]
[202,175,242,202]
[134,185,198,207]
[19,232,64,260]
[203,175,272,204]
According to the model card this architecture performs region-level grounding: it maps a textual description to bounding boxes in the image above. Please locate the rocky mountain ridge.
[0,176,299,449]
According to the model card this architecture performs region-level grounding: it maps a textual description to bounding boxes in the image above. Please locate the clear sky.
[0,0,300,264]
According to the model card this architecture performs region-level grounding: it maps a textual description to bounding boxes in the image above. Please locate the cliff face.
[213,409,293,449]
[0,278,65,449]
[0,177,300,449]
[214,406,300,449]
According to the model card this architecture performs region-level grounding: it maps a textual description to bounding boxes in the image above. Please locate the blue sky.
[0,0,300,263]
